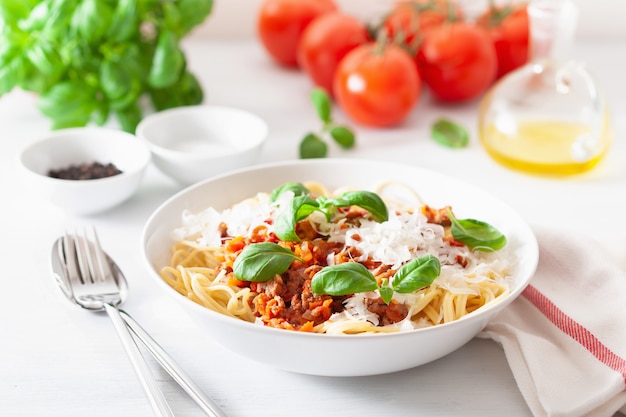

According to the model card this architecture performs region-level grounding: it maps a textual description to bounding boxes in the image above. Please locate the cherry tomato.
[416,22,497,102]
[334,43,421,127]
[477,3,529,78]
[257,0,337,67]
[297,12,370,96]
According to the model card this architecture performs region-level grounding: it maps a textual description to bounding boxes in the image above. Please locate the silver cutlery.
[51,228,227,417]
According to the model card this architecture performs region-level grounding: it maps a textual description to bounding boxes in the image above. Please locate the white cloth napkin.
[479,227,626,417]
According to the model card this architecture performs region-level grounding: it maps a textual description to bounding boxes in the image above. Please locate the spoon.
[51,230,227,417]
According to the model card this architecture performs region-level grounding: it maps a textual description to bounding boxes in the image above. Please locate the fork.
[56,228,226,417]
[61,229,174,417]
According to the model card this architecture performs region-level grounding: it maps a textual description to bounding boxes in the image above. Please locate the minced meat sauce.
[220,207,411,332]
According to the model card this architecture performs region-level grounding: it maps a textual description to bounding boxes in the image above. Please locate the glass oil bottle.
[478,0,612,176]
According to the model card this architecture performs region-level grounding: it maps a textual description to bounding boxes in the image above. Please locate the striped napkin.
[480,227,626,417]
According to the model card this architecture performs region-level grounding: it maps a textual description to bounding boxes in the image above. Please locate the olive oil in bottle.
[478,0,612,176]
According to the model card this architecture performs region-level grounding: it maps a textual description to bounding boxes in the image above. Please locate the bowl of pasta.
[141,158,539,376]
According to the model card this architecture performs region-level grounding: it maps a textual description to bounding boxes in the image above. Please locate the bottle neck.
[528,0,578,66]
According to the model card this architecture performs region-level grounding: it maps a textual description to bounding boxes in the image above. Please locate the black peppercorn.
[47,162,123,180]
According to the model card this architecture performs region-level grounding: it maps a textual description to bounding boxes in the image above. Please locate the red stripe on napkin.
[522,285,626,384]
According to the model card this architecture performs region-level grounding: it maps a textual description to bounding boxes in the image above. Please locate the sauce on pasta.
[161,182,514,334]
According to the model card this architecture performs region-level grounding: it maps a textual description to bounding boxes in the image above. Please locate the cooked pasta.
[161,182,514,334]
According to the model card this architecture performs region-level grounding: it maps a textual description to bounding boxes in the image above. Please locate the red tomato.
[477,4,529,78]
[297,12,370,96]
[257,0,337,67]
[381,0,463,50]
[417,22,497,102]
[334,43,421,127]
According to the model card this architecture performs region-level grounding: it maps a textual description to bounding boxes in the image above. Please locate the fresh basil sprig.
[300,88,356,158]
[0,0,212,132]
[311,255,441,304]
[232,242,303,282]
[449,212,507,252]
[271,183,389,242]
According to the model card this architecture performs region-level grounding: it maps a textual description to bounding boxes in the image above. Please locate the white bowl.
[18,127,151,215]
[141,159,538,376]
[136,105,269,186]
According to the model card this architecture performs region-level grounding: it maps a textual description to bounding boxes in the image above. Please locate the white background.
[194,0,626,40]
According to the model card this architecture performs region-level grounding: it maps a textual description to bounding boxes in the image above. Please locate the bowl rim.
[141,158,539,341]
[136,105,269,159]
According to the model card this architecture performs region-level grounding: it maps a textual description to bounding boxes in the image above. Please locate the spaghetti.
[161,182,514,334]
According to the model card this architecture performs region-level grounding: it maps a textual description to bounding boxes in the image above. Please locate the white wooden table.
[1,38,624,417]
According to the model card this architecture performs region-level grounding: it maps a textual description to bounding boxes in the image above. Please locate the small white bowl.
[136,105,269,186]
[18,127,151,215]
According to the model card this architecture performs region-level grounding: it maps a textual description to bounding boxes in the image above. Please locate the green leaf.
[41,0,79,39]
[0,0,38,23]
[274,195,320,242]
[324,190,389,222]
[17,1,51,32]
[269,182,310,203]
[449,212,507,252]
[150,71,204,111]
[162,2,182,33]
[148,30,185,89]
[25,41,62,77]
[100,52,143,106]
[116,102,143,133]
[300,133,327,159]
[176,0,214,36]
[37,81,97,128]
[391,255,440,293]
[311,262,378,296]
[431,118,469,149]
[233,242,302,282]
[107,0,138,42]
[379,284,394,304]
[310,87,332,124]
[71,0,114,43]
[0,52,24,95]
[330,125,355,149]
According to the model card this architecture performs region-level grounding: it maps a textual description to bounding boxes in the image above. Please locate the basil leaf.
[431,118,469,149]
[71,0,113,43]
[233,242,302,282]
[25,41,62,78]
[379,285,394,305]
[449,213,507,252]
[311,262,378,296]
[37,81,97,128]
[18,1,51,32]
[0,52,22,95]
[325,191,388,222]
[148,30,185,88]
[274,195,319,242]
[300,133,328,159]
[269,182,310,203]
[150,71,204,111]
[115,102,143,134]
[0,0,34,22]
[330,125,356,149]
[176,0,214,36]
[392,255,441,293]
[107,0,138,43]
[310,87,331,124]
